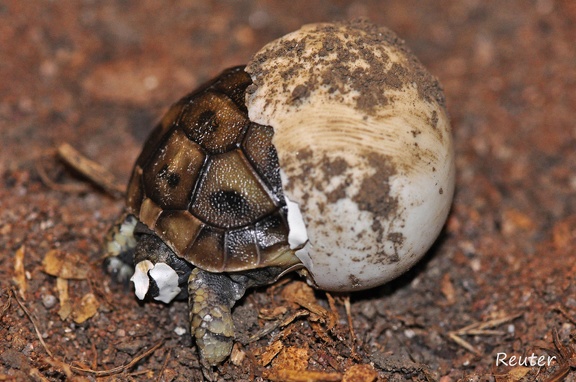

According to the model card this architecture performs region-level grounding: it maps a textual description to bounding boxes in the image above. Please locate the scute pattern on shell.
[126,67,291,272]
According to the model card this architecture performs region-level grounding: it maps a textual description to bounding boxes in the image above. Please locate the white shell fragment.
[132,260,154,300]
[246,21,455,291]
[284,196,308,249]
[131,260,181,303]
[149,263,181,303]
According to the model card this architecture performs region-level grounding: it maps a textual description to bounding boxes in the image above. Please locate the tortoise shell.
[125,66,291,272]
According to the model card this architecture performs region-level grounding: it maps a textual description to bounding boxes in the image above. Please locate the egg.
[245,20,455,291]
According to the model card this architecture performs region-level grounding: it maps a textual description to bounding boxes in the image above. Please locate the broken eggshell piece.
[131,260,181,303]
[245,21,455,292]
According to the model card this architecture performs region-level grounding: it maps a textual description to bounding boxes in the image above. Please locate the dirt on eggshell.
[247,20,446,117]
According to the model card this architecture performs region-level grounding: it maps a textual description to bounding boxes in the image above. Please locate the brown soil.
[2,1,576,381]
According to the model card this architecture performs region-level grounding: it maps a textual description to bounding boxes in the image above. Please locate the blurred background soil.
[1,1,576,381]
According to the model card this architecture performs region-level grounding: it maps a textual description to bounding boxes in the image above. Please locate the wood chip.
[272,346,309,371]
[264,345,343,382]
[230,342,246,366]
[310,321,333,344]
[259,340,284,366]
[42,249,89,280]
[342,364,378,382]
[12,245,27,300]
[57,278,72,320]
[264,369,342,382]
[440,273,456,305]
[259,306,288,320]
[506,366,531,380]
[281,282,335,326]
[72,293,100,324]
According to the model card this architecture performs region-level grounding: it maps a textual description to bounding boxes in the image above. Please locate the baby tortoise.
[105,66,302,366]
[104,21,456,372]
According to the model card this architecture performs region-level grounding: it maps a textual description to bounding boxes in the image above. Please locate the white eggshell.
[132,260,154,300]
[284,196,308,249]
[246,21,455,291]
[149,263,181,303]
[131,261,181,303]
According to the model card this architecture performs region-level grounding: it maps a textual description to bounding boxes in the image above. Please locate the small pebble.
[360,301,377,320]
[404,329,416,339]
[174,326,187,336]
[42,294,57,309]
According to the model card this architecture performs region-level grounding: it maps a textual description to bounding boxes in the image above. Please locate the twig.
[57,142,124,198]
[128,369,156,377]
[70,340,164,377]
[35,153,92,194]
[12,288,54,358]
[342,295,357,345]
[157,349,171,382]
[242,309,309,344]
[455,313,522,333]
[448,313,522,356]
[447,332,482,356]
[324,293,339,332]
[12,245,27,300]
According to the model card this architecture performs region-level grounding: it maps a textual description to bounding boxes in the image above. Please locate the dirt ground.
[2,1,576,381]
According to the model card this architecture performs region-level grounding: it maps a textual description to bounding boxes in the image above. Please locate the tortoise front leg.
[104,214,138,283]
[187,268,248,367]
